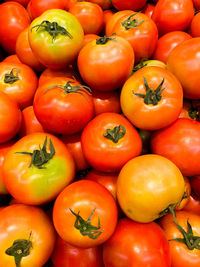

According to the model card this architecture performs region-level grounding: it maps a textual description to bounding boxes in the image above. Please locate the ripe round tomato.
[83,34,100,46]
[0,204,56,267]
[3,55,22,64]
[52,236,104,267]
[190,12,200,37]
[190,176,200,199]
[117,154,185,223]
[111,0,147,11]
[176,176,191,210]
[159,211,200,267]
[28,9,84,69]
[78,35,134,91]
[53,180,118,248]
[152,0,194,36]
[81,113,142,172]
[0,2,30,54]
[0,91,22,144]
[142,3,155,18]
[120,66,183,130]
[183,193,200,214]
[0,62,38,109]
[103,218,171,267]
[3,132,75,205]
[151,118,200,176]
[33,77,94,135]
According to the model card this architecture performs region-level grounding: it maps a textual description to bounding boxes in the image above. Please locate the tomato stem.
[5,232,32,267]
[122,13,144,30]
[96,33,116,45]
[4,68,19,84]
[103,124,126,143]
[188,101,199,121]
[132,58,148,74]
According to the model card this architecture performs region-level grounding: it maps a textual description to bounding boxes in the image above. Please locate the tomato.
[192,0,200,10]
[60,133,90,171]
[52,236,104,267]
[152,0,194,36]
[151,118,200,176]
[81,113,142,172]
[159,211,200,267]
[176,176,191,211]
[28,0,67,20]
[132,59,167,74]
[120,66,183,130]
[0,62,38,109]
[0,204,56,267]
[190,12,200,37]
[142,3,155,18]
[106,11,158,63]
[92,90,121,115]
[83,34,100,46]
[153,31,192,64]
[103,218,171,267]
[33,77,94,135]
[18,105,44,137]
[183,193,200,214]
[86,0,112,9]
[167,38,200,99]
[4,0,30,7]
[53,180,118,248]
[0,91,22,144]
[69,2,104,34]
[16,28,45,72]
[0,2,30,54]
[0,141,15,195]
[190,176,200,199]
[28,9,84,69]
[78,35,134,91]
[103,9,114,26]
[111,0,147,11]
[179,100,200,121]
[117,154,185,223]
[3,55,22,64]
[3,132,75,205]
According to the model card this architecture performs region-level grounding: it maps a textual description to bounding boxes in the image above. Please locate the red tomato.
[0,2,30,54]
[0,91,22,143]
[52,236,104,267]
[83,34,100,46]
[69,2,104,34]
[190,12,200,37]
[153,31,192,64]
[193,0,200,10]
[183,193,200,214]
[0,62,38,109]
[60,133,90,171]
[3,54,22,64]
[142,3,155,18]
[78,35,134,91]
[103,218,171,267]
[103,9,114,26]
[111,0,147,11]
[0,204,56,267]
[33,77,94,135]
[4,0,30,7]
[152,0,194,36]
[179,100,200,121]
[53,180,118,248]
[190,176,200,199]
[151,118,200,176]
[81,113,142,172]
[86,0,112,9]
[18,105,44,137]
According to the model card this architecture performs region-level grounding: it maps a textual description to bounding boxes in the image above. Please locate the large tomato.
[117,154,185,223]
[167,38,200,99]
[77,35,134,91]
[0,2,30,54]
[0,204,56,267]
[28,9,84,69]
[151,118,200,176]
[103,218,171,267]
[53,180,118,248]
[190,12,200,37]
[111,0,147,11]
[120,66,183,130]
[3,132,75,205]
[81,113,142,172]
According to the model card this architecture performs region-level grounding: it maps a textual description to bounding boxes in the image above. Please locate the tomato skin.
[190,12,200,37]
[152,0,194,36]
[53,180,118,248]
[159,211,200,267]
[83,34,100,46]
[78,36,134,91]
[0,91,22,144]
[3,132,75,205]
[151,118,200,176]
[28,9,84,69]
[81,113,142,172]
[179,100,200,121]
[111,0,147,11]
[86,0,112,9]
[142,3,155,18]
[4,0,30,7]
[0,62,38,109]
[192,0,200,10]
[0,2,30,54]
[52,236,104,267]
[0,204,56,267]
[190,176,200,199]
[183,193,200,214]
[120,66,183,131]
[3,54,22,64]
[103,218,171,267]
[153,31,192,64]
[33,77,95,135]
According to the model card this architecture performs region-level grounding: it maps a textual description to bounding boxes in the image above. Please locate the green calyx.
[70,208,103,239]
[15,137,55,169]
[96,33,116,45]
[132,58,148,74]
[132,77,165,105]
[31,20,72,42]
[188,102,199,121]
[103,124,126,143]
[5,232,32,267]
[4,68,19,84]
[122,13,144,30]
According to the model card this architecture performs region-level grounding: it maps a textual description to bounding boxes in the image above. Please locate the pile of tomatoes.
[1,0,200,266]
